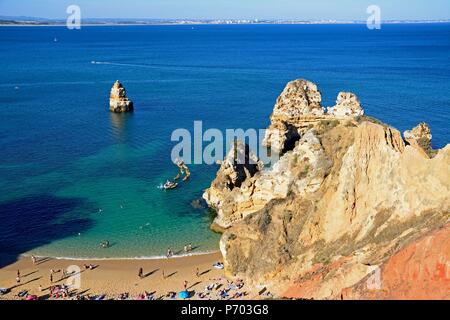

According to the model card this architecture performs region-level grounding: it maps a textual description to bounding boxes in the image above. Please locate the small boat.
[163,181,178,190]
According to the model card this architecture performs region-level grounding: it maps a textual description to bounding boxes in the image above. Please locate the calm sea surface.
[0,24,449,261]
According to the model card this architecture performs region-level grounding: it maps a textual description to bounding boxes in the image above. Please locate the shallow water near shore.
[0,24,449,261]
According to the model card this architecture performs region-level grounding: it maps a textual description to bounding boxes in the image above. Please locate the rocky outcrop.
[272,79,324,118]
[404,122,432,142]
[263,79,325,153]
[109,80,134,113]
[263,81,364,153]
[404,122,435,158]
[203,141,263,231]
[204,131,333,231]
[204,78,450,299]
[327,92,364,118]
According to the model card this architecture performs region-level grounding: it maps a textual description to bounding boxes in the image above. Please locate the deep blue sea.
[0,24,449,263]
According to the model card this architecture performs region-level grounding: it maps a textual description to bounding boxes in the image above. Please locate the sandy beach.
[0,252,260,300]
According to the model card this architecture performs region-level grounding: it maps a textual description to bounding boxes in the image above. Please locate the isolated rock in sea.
[109,80,134,113]
[204,78,450,299]
[327,92,364,117]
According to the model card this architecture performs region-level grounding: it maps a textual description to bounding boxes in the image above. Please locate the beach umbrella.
[178,291,190,299]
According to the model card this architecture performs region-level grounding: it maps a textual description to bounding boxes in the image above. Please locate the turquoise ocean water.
[0,24,449,263]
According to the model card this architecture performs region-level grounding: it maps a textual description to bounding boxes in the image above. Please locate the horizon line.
[2,15,450,22]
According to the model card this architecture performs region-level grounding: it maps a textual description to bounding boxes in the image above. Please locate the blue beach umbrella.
[178,291,189,299]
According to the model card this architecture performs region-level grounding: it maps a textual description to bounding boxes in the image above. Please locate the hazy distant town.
[1,16,450,26]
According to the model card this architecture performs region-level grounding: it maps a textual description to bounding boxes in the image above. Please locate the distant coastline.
[1,17,450,27]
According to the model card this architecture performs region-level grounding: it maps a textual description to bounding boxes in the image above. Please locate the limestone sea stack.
[109,80,134,113]
[203,78,450,300]
[327,92,364,117]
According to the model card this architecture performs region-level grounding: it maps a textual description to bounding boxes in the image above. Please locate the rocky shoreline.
[203,79,449,299]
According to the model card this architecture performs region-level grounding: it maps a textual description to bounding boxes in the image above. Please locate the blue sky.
[0,0,449,20]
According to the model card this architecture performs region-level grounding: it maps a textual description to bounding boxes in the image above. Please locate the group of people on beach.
[166,243,194,258]
[5,251,266,300]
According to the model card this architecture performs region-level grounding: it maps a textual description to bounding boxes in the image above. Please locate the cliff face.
[203,79,450,299]
[339,223,450,300]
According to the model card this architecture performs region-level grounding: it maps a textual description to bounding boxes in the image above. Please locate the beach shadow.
[76,289,90,296]
[22,270,39,278]
[0,194,95,269]
[9,276,42,290]
[35,257,52,265]
[58,269,85,283]
[165,271,177,278]
[187,281,202,290]
[199,269,211,276]
[144,269,159,278]
[54,269,86,284]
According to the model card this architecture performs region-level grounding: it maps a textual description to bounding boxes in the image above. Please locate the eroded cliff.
[203,79,450,299]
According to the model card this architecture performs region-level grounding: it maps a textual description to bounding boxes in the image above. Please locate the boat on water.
[163,180,178,190]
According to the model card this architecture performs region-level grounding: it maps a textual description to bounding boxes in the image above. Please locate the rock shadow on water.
[110,112,134,145]
[0,194,94,268]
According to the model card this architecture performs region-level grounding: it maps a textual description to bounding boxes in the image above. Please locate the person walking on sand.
[138,267,144,279]
[162,270,166,280]
[183,280,188,291]
[16,270,20,284]
[50,273,53,283]
[31,255,36,265]
[195,268,200,278]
